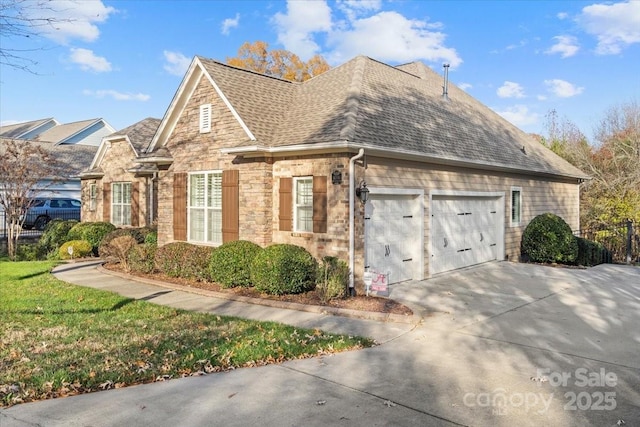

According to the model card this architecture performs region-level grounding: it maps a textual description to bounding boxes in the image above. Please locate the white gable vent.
[199,104,211,133]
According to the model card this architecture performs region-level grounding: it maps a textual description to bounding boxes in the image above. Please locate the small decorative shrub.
[15,243,46,261]
[251,244,317,295]
[99,228,146,259]
[59,240,93,260]
[143,230,157,245]
[575,237,610,266]
[38,219,79,256]
[67,222,116,255]
[208,240,262,288]
[107,235,138,270]
[521,213,578,264]
[155,242,213,280]
[127,243,157,274]
[316,256,349,303]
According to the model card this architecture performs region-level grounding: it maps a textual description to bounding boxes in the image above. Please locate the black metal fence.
[0,210,80,238]
[574,220,639,265]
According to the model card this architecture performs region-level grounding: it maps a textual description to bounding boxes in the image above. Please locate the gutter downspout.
[349,148,365,295]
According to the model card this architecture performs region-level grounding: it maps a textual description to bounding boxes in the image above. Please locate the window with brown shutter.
[313,176,327,233]
[222,170,239,242]
[279,177,292,231]
[173,172,187,241]
[102,182,111,222]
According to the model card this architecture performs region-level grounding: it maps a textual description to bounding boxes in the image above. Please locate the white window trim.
[199,104,211,133]
[293,176,313,233]
[510,186,522,227]
[111,182,132,226]
[187,170,222,245]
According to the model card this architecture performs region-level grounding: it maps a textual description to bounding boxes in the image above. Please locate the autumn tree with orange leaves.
[226,41,330,82]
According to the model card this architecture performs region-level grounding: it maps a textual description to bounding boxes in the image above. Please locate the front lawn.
[0,261,373,406]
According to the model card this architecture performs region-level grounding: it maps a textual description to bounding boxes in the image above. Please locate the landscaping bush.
[127,243,157,274]
[59,240,93,260]
[251,244,317,295]
[316,256,349,303]
[575,237,610,266]
[15,243,46,261]
[107,235,138,270]
[521,213,578,264]
[67,222,116,255]
[99,228,146,259]
[155,242,213,280]
[208,240,262,288]
[143,230,157,245]
[37,219,79,256]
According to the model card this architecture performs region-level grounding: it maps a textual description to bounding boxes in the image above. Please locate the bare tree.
[0,138,60,259]
[0,0,72,72]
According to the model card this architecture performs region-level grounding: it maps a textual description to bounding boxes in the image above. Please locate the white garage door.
[430,195,503,275]
[365,194,422,284]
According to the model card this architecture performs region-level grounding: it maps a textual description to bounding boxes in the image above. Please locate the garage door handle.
[480,232,484,242]
[443,237,448,247]
[403,258,412,262]
[385,245,390,256]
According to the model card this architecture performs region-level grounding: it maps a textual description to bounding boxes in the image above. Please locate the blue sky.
[1,0,639,142]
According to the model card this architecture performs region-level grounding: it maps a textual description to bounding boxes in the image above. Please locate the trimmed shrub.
[38,219,79,256]
[316,256,349,303]
[127,243,157,274]
[15,243,45,261]
[521,213,578,264]
[59,240,93,260]
[143,230,157,245]
[575,237,610,266]
[251,244,317,295]
[99,228,146,259]
[155,242,213,280]
[67,222,116,255]
[208,240,262,288]
[108,235,138,270]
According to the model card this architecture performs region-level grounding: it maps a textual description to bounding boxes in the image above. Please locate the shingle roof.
[0,138,98,179]
[0,118,56,138]
[35,118,101,143]
[158,55,587,180]
[109,117,161,155]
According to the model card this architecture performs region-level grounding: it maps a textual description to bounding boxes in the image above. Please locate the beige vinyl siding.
[363,156,580,275]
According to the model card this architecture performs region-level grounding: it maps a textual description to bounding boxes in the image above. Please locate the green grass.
[0,261,373,406]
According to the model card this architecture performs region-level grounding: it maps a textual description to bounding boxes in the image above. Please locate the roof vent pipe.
[442,64,450,101]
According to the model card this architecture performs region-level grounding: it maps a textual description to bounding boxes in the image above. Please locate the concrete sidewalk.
[49,260,417,344]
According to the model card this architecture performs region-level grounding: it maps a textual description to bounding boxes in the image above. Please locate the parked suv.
[22,198,81,230]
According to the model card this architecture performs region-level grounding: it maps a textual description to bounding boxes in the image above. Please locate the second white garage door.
[430,194,504,275]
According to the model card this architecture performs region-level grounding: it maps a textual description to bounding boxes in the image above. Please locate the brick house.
[90,55,588,288]
[80,118,161,227]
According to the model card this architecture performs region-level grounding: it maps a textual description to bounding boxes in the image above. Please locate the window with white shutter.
[199,104,211,133]
[511,187,522,226]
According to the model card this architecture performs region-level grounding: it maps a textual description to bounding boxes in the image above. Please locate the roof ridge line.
[339,56,367,141]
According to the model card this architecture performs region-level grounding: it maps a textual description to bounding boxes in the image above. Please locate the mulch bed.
[102,263,413,316]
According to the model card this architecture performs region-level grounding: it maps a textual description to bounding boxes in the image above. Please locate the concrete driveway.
[2,262,639,426]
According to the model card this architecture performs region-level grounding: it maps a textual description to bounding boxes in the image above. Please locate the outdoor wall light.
[355,180,370,204]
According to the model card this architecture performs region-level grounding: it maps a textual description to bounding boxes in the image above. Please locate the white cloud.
[544,79,584,97]
[327,11,462,66]
[557,12,569,20]
[221,13,240,35]
[545,35,580,58]
[83,89,150,101]
[495,105,540,127]
[69,48,111,72]
[457,82,472,91]
[578,1,640,54]
[497,81,525,98]
[537,94,547,101]
[272,0,462,67]
[272,0,333,59]
[163,51,191,76]
[24,0,116,44]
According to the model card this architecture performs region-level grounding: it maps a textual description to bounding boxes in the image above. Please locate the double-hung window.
[112,182,132,226]
[293,177,313,232]
[511,187,522,226]
[189,171,222,244]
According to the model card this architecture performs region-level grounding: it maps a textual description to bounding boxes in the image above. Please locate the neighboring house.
[0,136,97,207]
[97,55,588,284]
[0,118,115,146]
[80,118,161,227]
